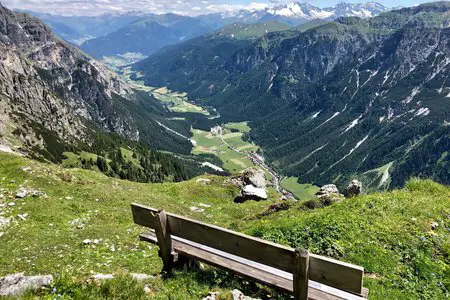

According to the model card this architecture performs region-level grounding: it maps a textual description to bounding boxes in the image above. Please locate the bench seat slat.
[132,203,295,273]
[140,232,366,300]
[132,203,365,297]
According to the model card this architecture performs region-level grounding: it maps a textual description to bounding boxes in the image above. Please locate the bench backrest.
[131,203,364,295]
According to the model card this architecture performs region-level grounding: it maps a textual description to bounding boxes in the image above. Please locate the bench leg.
[293,249,309,300]
[155,210,174,274]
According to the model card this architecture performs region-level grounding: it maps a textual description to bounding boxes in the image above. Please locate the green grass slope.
[249,179,450,299]
[0,152,448,299]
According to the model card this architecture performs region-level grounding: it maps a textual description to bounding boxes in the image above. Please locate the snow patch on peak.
[268,3,305,17]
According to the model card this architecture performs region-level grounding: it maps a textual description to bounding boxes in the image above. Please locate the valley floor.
[0,152,449,299]
[121,69,320,199]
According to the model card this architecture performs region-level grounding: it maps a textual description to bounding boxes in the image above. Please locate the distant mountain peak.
[265,1,389,20]
[267,2,332,19]
[326,2,389,18]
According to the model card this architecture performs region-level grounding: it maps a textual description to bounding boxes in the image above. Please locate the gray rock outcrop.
[315,184,342,206]
[241,185,267,200]
[15,188,45,199]
[196,178,211,185]
[0,273,53,296]
[233,168,268,202]
[343,180,362,198]
[243,168,266,189]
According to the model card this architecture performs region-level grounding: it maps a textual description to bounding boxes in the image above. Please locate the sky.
[2,0,437,16]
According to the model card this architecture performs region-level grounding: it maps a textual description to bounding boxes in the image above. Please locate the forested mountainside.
[0,4,219,182]
[133,2,450,189]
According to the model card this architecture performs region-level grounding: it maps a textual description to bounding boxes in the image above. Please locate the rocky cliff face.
[134,3,450,189]
[0,5,192,158]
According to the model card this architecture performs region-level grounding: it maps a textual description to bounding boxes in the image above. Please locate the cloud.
[2,0,271,16]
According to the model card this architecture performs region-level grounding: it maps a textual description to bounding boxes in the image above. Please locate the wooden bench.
[131,203,369,300]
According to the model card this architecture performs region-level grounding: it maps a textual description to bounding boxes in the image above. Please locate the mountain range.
[133,2,450,189]
[16,10,148,45]
[24,2,390,62]
[80,14,213,61]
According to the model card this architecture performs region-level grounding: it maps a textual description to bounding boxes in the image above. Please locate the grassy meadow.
[280,177,319,200]
[0,152,449,299]
[191,122,257,173]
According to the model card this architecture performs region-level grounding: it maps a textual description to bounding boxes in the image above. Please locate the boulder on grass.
[0,273,53,296]
[243,168,266,188]
[203,291,220,300]
[315,184,342,206]
[242,184,267,200]
[232,289,260,300]
[235,185,267,203]
[343,180,362,198]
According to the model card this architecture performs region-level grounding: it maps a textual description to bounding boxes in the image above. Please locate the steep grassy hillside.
[0,152,448,299]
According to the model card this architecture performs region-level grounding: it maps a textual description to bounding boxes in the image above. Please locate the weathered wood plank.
[140,232,158,244]
[361,288,369,298]
[154,211,173,273]
[131,203,157,228]
[309,254,363,295]
[132,203,296,272]
[139,232,367,299]
[294,249,310,300]
[132,203,365,295]
[174,238,357,300]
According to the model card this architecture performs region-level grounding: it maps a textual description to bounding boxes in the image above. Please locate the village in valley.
[207,125,297,200]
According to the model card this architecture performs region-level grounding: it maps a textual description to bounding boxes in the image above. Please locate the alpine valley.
[0,1,450,300]
[133,2,450,190]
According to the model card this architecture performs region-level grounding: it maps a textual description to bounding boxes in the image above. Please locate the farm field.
[280,177,319,200]
[152,89,209,115]
[191,124,256,173]
[121,68,209,115]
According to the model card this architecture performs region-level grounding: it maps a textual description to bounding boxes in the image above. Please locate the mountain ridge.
[0,3,200,161]
[80,14,213,60]
[19,2,391,63]
[132,2,450,189]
